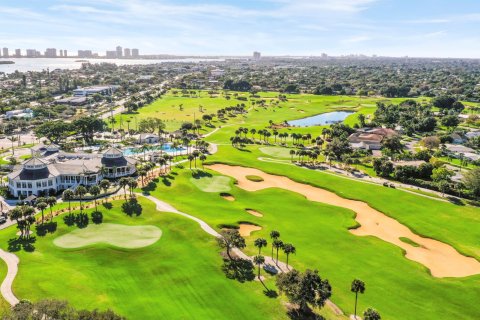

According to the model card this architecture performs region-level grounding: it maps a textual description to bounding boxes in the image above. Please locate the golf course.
[1,91,479,320]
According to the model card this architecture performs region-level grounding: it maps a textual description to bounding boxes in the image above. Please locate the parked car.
[0,216,6,224]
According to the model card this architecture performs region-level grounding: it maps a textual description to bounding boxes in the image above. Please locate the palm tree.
[89,185,101,212]
[273,239,284,265]
[139,169,147,186]
[119,177,129,201]
[351,279,366,320]
[45,196,57,221]
[76,186,87,213]
[62,190,74,213]
[127,178,138,198]
[282,243,296,269]
[199,154,207,169]
[36,201,48,224]
[269,230,280,259]
[140,144,150,161]
[254,238,267,255]
[188,154,194,169]
[253,255,265,280]
[99,179,110,201]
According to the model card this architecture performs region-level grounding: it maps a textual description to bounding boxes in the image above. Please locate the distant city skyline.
[1,1,480,58]
[0,46,140,58]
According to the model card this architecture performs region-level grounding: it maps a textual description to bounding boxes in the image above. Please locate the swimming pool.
[122,144,186,156]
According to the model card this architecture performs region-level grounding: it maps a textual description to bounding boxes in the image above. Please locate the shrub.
[91,211,103,224]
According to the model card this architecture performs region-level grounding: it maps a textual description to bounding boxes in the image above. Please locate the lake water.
[288,111,355,127]
[0,57,224,74]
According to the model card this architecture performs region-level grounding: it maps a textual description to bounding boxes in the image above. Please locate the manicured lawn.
[141,145,480,320]
[0,198,287,319]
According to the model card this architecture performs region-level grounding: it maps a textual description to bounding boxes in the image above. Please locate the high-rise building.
[116,46,123,58]
[106,51,117,59]
[64,50,68,57]
[59,50,64,57]
[78,50,93,58]
[15,49,21,57]
[253,51,261,60]
[45,48,57,57]
[132,48,139,58]
[26,49,37,57]
[124,48,131,58]
[2,48,9,58]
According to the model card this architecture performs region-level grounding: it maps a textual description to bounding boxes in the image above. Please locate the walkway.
[0,249,19,306]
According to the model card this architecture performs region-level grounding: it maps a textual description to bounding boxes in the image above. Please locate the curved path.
[0,249,19,306]
[209,164,480,278]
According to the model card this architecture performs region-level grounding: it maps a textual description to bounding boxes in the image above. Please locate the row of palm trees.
[252,230,296,280]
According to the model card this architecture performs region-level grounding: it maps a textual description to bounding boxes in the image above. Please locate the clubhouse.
[7,146,137,197]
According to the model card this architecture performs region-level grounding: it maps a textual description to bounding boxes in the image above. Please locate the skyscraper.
[2,48,8,58]
[253,51,261,60]
[64,50,68,57]
[106,51,117,59]
[59,50,64,57]
[124,48,131,58]
[116,46,123,58]
[132,48,139,58]
[45,48,57,57]
[78,50,93,58]
[15,49,21,57]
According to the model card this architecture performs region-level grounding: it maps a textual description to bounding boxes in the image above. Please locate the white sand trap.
[53,223,162,249]
[239,224,262,237]
[209,164,480,278]
[246,209,263,217]
[221,194,235,201]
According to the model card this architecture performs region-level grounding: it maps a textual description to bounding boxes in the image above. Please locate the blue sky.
[0,0,480,57]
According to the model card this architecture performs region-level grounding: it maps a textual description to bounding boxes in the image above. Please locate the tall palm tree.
[89,185,101,212]
[199,154,207,170]
[188,154,194,169]
[99,179,110,202]
[351,279,366,319]
[254,238,267,255]
[273,239,284,265]
[119,177,129,201]
[282,243,296,269]
[36,201,47,224]
[269,230,280,259]
[253,255,265,280]
[62,190,74,213]
[139,169,147,186]
[76,186,87,213]
[127,178,138,198]
[45,196,57,221]
[141,144,150,161]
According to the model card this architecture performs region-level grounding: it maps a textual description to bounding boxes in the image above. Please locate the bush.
[63,213,76,226]
[75,213,89,228]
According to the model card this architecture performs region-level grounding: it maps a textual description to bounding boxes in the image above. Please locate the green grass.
[144,164,480,320]
[259,147,293,159]
[399,237,421,247]
[0,198,287,319]
[245,175,264,182]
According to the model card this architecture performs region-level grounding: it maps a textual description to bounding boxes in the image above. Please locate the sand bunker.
[209,164,480,278]
[238,224,262,237]
[220,193,235,201]
[54,223,162,249]
[246,209,263,217]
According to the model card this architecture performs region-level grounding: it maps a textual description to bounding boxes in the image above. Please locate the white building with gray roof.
[7,147,137,197]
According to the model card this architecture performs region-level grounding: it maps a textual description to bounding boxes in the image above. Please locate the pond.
[287,111,355,127]
[123,144,185,156]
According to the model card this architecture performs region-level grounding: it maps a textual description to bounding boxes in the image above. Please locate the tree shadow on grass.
[102,202,113,210]
[447,196,465,206]
[35,222,57,236]
[122,198,142,216]
[191,171,212,179]
[221,258,255,283]
[142,181,158,193]
[8,237,36,252]
[286,308,325,320]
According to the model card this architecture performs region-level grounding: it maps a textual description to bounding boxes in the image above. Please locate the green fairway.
[53,223,162,249]
[0,198,286,319]
[141,145,480,320]
[259,146,293,159]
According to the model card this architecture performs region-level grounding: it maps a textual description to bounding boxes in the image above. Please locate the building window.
[16,183,21,188]
[27,183,32,188]
[48,180,53,186]
[37,182,41,188]
[22,182,26,188]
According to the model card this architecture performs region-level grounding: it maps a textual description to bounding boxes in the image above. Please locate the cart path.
[0,249,19,306]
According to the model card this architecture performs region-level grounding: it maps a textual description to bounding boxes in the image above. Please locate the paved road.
[0,249,19,306]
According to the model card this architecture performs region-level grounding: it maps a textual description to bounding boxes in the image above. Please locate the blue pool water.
[123,144,186,156]
[287,111,355,127]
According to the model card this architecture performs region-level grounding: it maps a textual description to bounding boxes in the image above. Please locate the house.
[55,96,87,106]
[72,85,118,97]
[7,147,136,197]
[137,133,159,144]
[348,128,398,150]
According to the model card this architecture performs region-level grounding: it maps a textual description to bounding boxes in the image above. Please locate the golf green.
[53,223,162,249]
